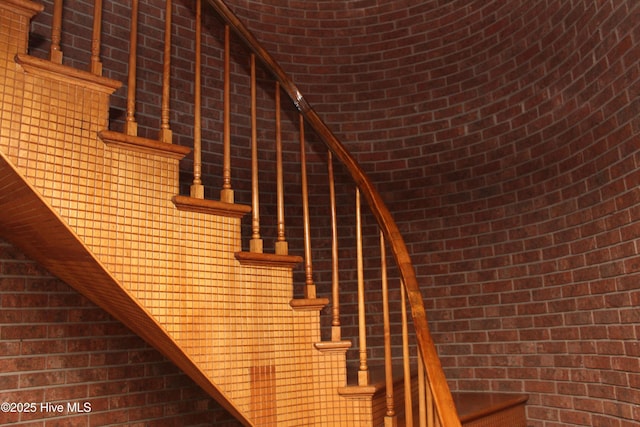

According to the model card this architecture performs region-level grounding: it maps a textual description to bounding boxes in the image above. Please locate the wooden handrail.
[203,1,461,425]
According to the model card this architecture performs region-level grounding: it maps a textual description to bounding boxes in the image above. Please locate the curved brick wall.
[227,1,640,426]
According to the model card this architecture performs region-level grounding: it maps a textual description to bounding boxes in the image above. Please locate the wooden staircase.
[0,1,528,426]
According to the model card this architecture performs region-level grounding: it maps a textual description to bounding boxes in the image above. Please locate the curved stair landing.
[355,365,528,427]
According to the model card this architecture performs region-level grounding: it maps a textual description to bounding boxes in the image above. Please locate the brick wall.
[0,239,242,426]
[224,1,640,426]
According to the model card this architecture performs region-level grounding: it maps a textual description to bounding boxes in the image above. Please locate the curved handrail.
[204,1,461,425]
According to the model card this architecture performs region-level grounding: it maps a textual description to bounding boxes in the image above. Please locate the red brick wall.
[0,239,242,426]
[224,1,640,426]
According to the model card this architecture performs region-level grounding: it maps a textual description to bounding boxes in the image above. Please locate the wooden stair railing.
[19,0,464,425]
[202,1,461,425]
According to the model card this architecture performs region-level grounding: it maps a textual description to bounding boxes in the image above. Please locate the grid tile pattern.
[0,2,34,160]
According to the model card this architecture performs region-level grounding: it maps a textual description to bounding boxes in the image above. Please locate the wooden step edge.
[0,0,44,18]
[337,385,378,399]
[172,195,251,219]
[453,392,529,423]
[289,298,329,311]
[314,340,352,353]
[235,251,303,268]
[99,130,191,160]
[15,54,122,94]
[346,364,416,396]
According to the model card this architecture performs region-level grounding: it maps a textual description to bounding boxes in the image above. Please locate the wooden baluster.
[434,395,442,427]
[190,0,204,199]
[328,151,341,341]
[418,354,425,427]
[381,232,397,426]
[418,355,439,427]
[274,82,288,255]
[125,0,139,136]
[401,279,414,427]
[90,0,103,75]
[418,351,432,427]
[50,0,63,63]
[220,25,234,203]
[380,230,398,427]
[425,354,436,427]
[356,188,369,386]
[299,115,315,298]
[159,0,173,143]
[249,54,262,253]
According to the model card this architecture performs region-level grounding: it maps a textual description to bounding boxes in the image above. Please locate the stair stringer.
[0,2,374,425]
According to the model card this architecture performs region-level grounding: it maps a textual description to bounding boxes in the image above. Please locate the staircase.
[0,1,527,426]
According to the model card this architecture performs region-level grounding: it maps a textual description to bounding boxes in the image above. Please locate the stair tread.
[345,364,527,425]
[345,363,413,393]
[453,392,528,423]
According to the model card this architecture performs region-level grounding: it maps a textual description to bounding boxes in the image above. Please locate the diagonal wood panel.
[0,150,252,426]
